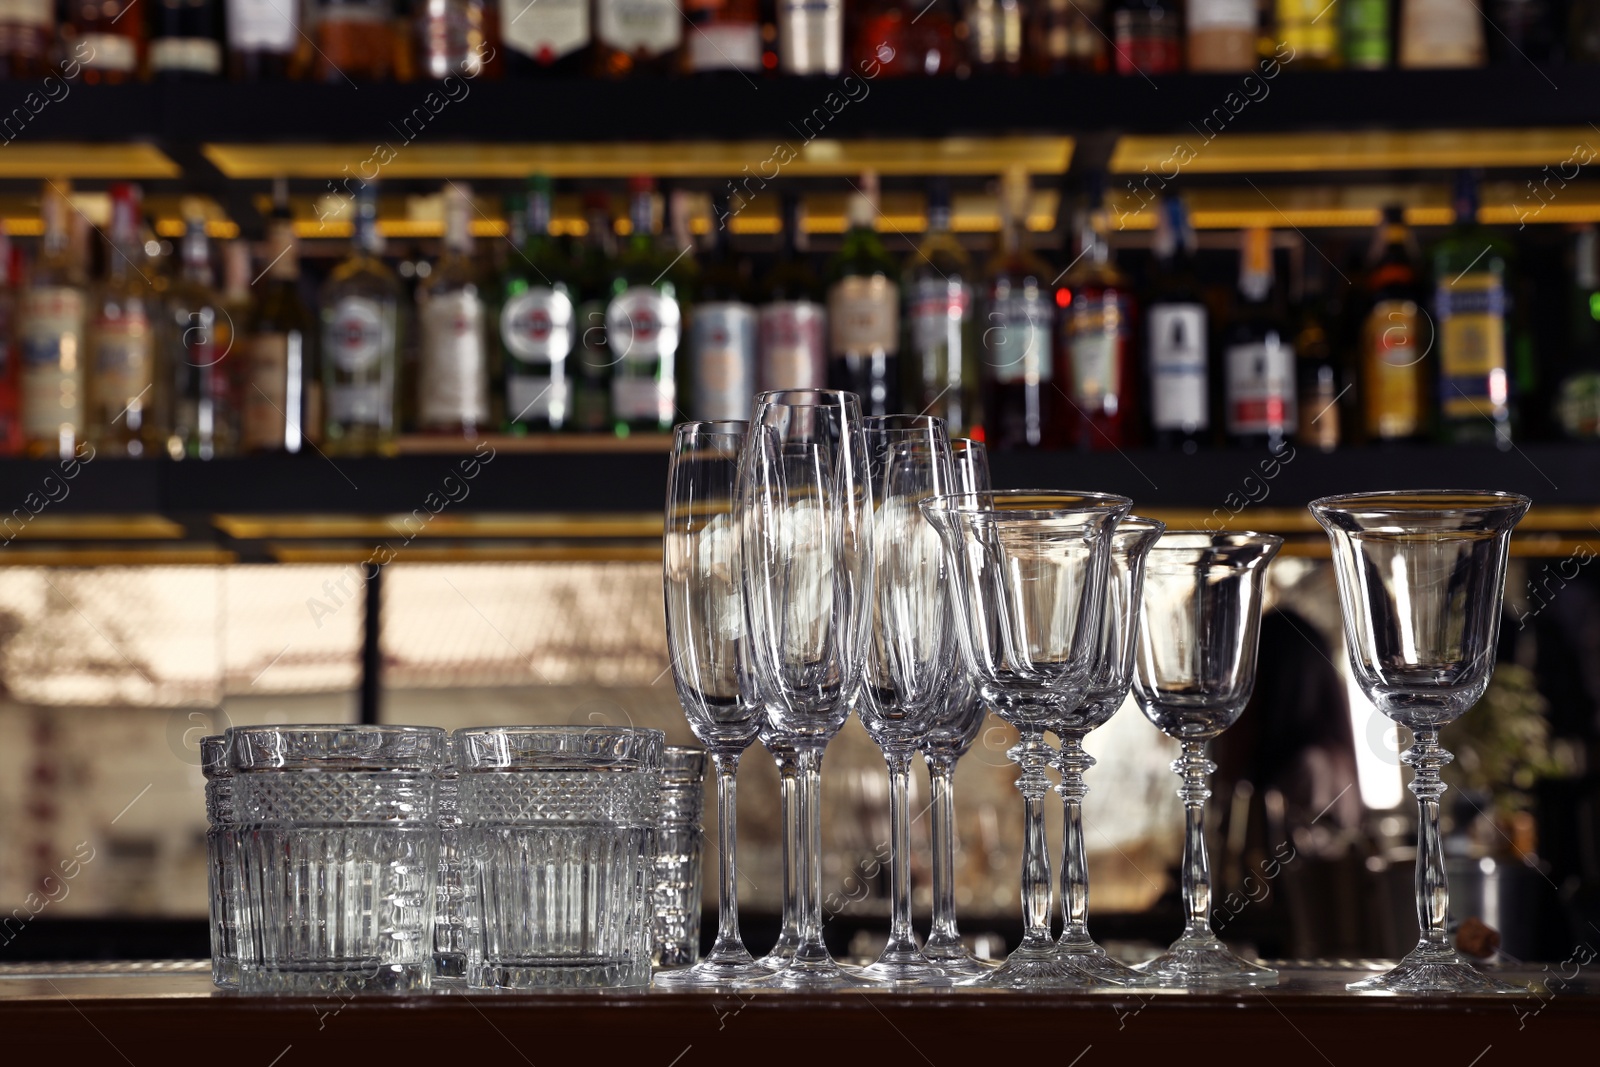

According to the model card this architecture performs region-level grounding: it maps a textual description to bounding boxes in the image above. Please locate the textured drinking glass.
[433,766,471,985]
[202,735,242,989]
[921,439,996,978]
[230,725,445,994]
[659,420,766,987]
[856,414,954,983]
[1132,532,1282,988]
[457,726,663,990]
[1052,517,1164,985]
[737,389,874,990]
[922,490,1130,989]
[1311,490,1530,995]
[654,746,708,970]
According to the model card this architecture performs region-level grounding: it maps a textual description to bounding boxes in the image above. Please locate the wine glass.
[920,439,998,978]
[1310,490,1530,995]
[855,414,954,983]
[1132,531,1282,988]
[922,489,1130,988]
[658,419,766,987]
[1052,515,1165,985]
[753,733,799,971]
[737,389,875,990]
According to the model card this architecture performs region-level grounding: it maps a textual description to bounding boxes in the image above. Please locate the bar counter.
[1,961,1589,1065]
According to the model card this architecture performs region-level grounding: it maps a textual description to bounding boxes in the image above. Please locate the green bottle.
[1432,169,1513,447]
[500,175,578,433]
[826,171,901,417]
[607,175,683,435]
[1342,0,1391,69]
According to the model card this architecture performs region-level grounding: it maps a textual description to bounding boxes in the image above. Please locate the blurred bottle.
[571,192,617,432]
[1145,194,1209,452]
[1342,0,1391,68]
[1026,0,1106,73]
[1057,183,1137,450]
[242,182,315,453]
[0,238,21,456]
[607,176,681,434]
[418,183,490,436]
[21,182,88,460]
[594,0,682,76]
[500,176,577,433]
[415,0,499,77]
[854,0,959,75]
[758,191,827,392]
[690,193,757,421]
[1187,0,1256,71]
[0,0,53,77]
[1274,0,1341,67]
[166,213,236,459]
[1571,0,1600,61]
[827,172,900,416]
[777,0,842,74]
[1432,169,1512,447]
[501,0,590,74]
[1398,0,1484,67]
[1488,0,1553,63]
[90,183,160,457]
[71,0,145,83]
[981,168,1055,450]
[228,0,304,78]
[684,0,762,74]
[964,0,1024,74]
[1294,250,1341,452]
[1112,0,1182,74]
[1358,205,1428,441]
[149,0,223,79]
[904,178,977,437]
[1557,225,1600,438]
[314,0,394,80]
[321,182,401,455]
[1223,227,1295,451]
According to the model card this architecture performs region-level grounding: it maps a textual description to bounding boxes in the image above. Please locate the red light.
[762,52,778,69]
[1056,288,1072,307]
[968,425,986,443]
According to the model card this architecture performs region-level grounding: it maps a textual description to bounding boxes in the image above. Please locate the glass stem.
[1404,727,1454,953]
[710,751,744,955]
[775,751,799,951]
[793,744,830,964]
[1176,740,1217,942]
[925,753,960,948]
[883,748,917,955]
[1056,733,1094,946]
[1013,724,1054,951]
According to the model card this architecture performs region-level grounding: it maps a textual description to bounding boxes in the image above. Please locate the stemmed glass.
[1310,490,1530,995]
[920,439,997,978]
[753,735,799,970]
[855,414,955,983]
[922,489,1131,988]
[737,389,874,989]
[658,420,766,987]
[1052,516,1165,985]
[1132,531,1282,988]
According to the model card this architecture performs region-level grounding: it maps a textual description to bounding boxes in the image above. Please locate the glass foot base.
[922,939,1000,979]
[853,944,949,985]
[654,946,768,988]
[970,944,1113,989]
[1056,939,1158,987]
[753,936,797,972]
[1347,950,1526,995]
[737,952,883,990]
[1139,938,1278,988]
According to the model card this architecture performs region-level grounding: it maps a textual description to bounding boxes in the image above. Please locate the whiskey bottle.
[982,169,1055,450]
[904,178,977,437]
[758,192,827,393]
[1145,194,1209,452]
[1359,205,1428,441]
[21,181,89,459]
[1222,226,1296,451]
[90,183,161,457]
[242,183,315,453]
[827,173,899,416]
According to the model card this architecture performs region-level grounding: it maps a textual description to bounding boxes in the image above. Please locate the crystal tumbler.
[433,766,473,985]
[202,735,242,989]
[654,745,708,970]
[230,725,446,995]
[457,725,664,990]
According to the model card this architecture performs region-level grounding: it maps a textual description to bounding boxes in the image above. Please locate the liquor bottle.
[1432,170,1512,447]
[500,176,577,433]
[321,183,401,455]
[1398,0,1484,67]
[415,0,499,77]
[594,0,682,76]
[1222,227,1296,451]
[777,0,841,73]
[1274,0,1341,67]
[228,0,302,78]
[1557,226,1600,438]
[1574,0,1600,61]
[904,178,977,437]
[1057,185,1137,450]
[1026,0,1107,73]
[854,0,959,75]
[1145,195,1209,453]
[982,170,1055,450]
[149,0,223,78]
[501,0,589,73]
[1294,251,1341,452]
[684,0,762,73]
[827,173,899,417]
[313,0,394,80]
[0,0,53,76]
[90,184,160,458]
[242,185,314,453]
[20,182,89,460]
[572,192,616,433]
[964,0,1023,74]
[689,194,757,421]
[418,183,490,436]
[166,214,237,459]
[1359,205,1428,442]
[1186,0,1256,72]
[0,237,21,457]
[71,0,145,82]
[607,177,681,434]
[1112,0,1181,74]
[1342,0,1391,68]
[758,192,827,393]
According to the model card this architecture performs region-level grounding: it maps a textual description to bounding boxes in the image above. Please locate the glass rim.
[453,725,665,771]
[228,724,447,772]
[673,420,748,440]
[920,488,1133,521]
[752,388,862,410]
[200,735,227,776]
[1308,489,1532,519]
[1115,516,1167,542]
[1144,530,1285,563]
[862,414,948,433]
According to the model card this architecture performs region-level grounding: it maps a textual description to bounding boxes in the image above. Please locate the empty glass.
[230,725,446,994]
[659,420,766,987]
[1132,532,1282,988]
[1053,516,1164,985]
[433,766,471,985]
[457,725,663,990]
[755,734,800,970]
[856,414,955,983]
[654,746,708,971]
[923,490,1130,988]
[202,735,242,989]
[1311,490,1530,995]
[737,389,874,989]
